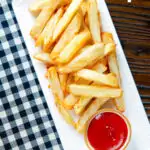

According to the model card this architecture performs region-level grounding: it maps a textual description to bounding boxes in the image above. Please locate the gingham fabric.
[0,0,63,149]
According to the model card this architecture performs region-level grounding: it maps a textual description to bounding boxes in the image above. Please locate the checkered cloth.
[0,0,63,150]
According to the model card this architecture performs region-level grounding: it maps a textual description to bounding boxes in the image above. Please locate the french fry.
[76,69,118,87]
[59,73,68,93]
[69,84,122,98]
[74,61,108,115]
[102,32,114,44]
[108,53,120,80]
[30,7,55,40]
[76,98,109,133]
[108,53,125,112]
[58,43,105,73]
[92,62,107,73]
[104,43,116,55]
[29,0,51,16]
[63,94,78,110]
[33,52,54,65]
[53,92,62,105]
[43,8,64,52]
[30,0,71,39]
[36,8,64,48]
[50,12,82,60]
[87,56,107,70]
[29,0,70,16]
[74,96,92,115]
[57,104,75,127]
[48,67,64,101]
[29,0,126,132]
[82,43,114,70]
[88,0,101,43]
[52,0,84,42]
[57,29,91,63]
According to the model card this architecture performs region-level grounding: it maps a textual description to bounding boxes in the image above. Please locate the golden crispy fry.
[36,8,64,48]
[30,7,55,40]
[74,62,108,115]
[33,52,54,65]
[108,53,120,80]
[30,0,71,39]
[92,62,107,73]
[63,94,78,110]
[58,43,105,73]
[76,69,118,87]
[76,98,109,133]
[102,32,114,44]
[43,8,64,52]
[29,0,71,16]
[52,0,84,42]
[81,42,112,70]
[88,0,101,43]
[104,43,116,55]
[57,29,91,63]
[85,43,114,68]
[69,84,122,98]
[59,73,68,93]
[108,53,125,112]
[48,67,64,101]
[50,12,82,60]
[87,56,107,69]
[74,96,92,115]
[29,0,51,16]
[57,104,75,127]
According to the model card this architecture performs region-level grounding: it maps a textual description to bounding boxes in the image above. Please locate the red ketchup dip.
[85,110,131,150]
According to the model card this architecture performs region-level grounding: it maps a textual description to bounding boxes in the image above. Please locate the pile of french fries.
[29,0,125,133]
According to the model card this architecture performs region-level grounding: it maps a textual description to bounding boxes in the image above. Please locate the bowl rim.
[84,108,132,150]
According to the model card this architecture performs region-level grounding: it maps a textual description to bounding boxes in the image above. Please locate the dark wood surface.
[106,0,150,119]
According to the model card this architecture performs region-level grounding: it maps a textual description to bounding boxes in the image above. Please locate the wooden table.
[106,0,150,120]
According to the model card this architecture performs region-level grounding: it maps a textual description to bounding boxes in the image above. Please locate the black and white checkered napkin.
[0,0,63,149]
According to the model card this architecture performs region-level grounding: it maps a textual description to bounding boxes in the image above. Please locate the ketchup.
[87,112,128,150]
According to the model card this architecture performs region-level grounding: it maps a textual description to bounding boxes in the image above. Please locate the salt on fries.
[30,0,125,133]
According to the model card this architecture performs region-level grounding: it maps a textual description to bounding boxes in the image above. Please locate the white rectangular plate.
[12,0,150,149]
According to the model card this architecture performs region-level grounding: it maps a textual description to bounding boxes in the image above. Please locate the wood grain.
[106,0,150,119]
